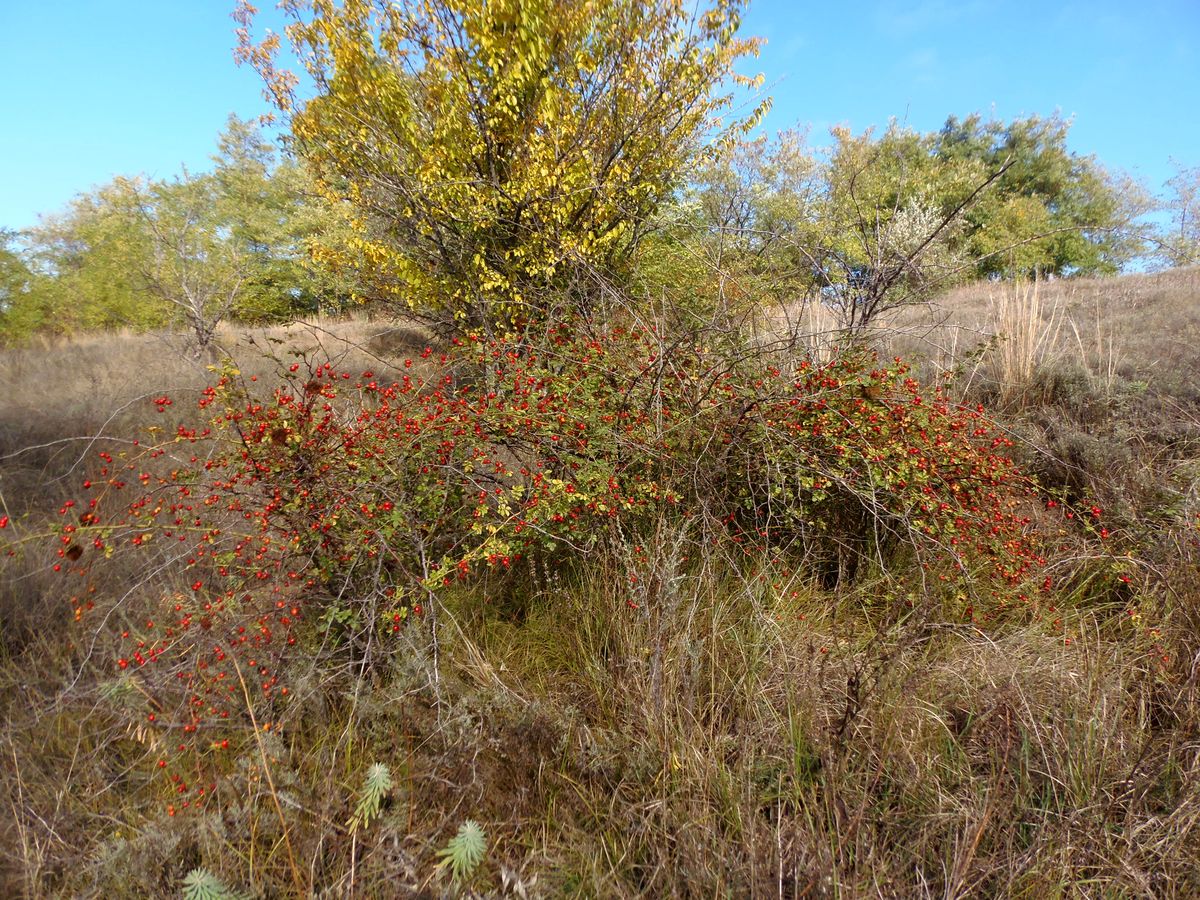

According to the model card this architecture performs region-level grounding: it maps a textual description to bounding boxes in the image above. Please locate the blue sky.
[2,0,1197,232]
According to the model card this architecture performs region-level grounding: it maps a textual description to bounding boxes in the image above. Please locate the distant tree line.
[0,116,360,350]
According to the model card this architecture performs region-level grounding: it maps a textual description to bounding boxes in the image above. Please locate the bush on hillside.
[4,325,1050,808]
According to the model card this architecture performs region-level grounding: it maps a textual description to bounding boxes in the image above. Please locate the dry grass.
[8,531,1199,896]
[983,278,1065,406]
[885,266,1200,404]
[877,267,1200,529]
[760,296,846,363]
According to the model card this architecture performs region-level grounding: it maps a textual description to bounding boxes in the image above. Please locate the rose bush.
[26,323,1049,805]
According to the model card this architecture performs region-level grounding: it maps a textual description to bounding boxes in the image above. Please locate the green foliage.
[209,115,306,323]
[210,115,359,321]
[110,171,252,352]
[673,121,989,328]
[17,181,170,336]
[676,114,1146,332]
[236,0,768,330]
[435,819,488,885]
[935,113,1148,277]
[5,116,352,347]
[109,116,356,350]
[814,123,982,326]
[181,868,245,900]
[651,128,826,316]
[0,229,44,342]
[348,762,393,833]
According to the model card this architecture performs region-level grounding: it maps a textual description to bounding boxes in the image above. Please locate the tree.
[210,114,298,322]
[1156,161,1200,268]
[670,128,826,315]
[0,231,29,304]
[18,183,169,336]
[0,230,44,342]
[235,0,768,333]
[800,123,994,330]
[934,113,1146,277]
[7,117,351,348]
[109,171,254,356]
[210,114,360,319]
[675,113,1148,334]
[678,123,997,331]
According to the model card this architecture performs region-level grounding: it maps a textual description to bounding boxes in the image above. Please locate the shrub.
[6,325,1049,804]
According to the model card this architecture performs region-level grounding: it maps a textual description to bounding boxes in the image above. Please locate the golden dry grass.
[883,266,1200,403]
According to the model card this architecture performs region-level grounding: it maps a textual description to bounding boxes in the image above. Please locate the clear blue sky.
[2,0,1197,232]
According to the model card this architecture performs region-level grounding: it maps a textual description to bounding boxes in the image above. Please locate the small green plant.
[436,819,487,885]
[181,868,244,900]
[348,762,393,834]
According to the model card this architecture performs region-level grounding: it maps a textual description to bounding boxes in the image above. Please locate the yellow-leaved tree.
[235,0,768,333]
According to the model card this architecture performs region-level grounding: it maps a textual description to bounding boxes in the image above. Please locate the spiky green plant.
[347,762,393,834]
[181,868,244,900]
[435,819,487,885]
